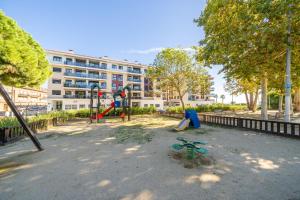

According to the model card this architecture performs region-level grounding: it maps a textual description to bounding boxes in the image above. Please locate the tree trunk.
[179,95,185,114]
[278,94,283,112]
[261,76,268,120]
[245,92,250,110]
[294,87,300,112]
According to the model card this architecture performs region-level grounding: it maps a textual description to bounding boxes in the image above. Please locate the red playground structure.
[90,84,131,123]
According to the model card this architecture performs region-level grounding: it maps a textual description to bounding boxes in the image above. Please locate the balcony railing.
[131,96,142,99]
[127,78,141,83]
[64,83,107,89]
[127,69,142,74]
[132,88,141,91]
[64,72,107,79]
[64,61,107,69]
[63,95,107,99]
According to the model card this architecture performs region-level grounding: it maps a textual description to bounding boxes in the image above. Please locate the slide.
[175,118,190,131]
[98,102,115,119]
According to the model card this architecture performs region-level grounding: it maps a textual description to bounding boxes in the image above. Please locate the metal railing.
[64,72,107,79]
[127,78,141,82]
[64,61,107,69]
[63,83,106,89]
[127,69,142,74]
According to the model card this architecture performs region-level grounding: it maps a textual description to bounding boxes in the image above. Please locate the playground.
[1,115,300,200]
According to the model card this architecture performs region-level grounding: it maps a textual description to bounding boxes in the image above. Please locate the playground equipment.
[90,84,103,123]
[94,85,132,122]
[175,110,200,131]
[171,137,208,160]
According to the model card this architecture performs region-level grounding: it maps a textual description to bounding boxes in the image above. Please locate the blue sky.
[0,0,244,103]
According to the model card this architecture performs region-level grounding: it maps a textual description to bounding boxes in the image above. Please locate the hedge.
[0,107,157,128]
[166,104,247,114]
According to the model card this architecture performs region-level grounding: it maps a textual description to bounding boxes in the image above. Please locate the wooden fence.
[0,118,63,145]
[163,113,300,138]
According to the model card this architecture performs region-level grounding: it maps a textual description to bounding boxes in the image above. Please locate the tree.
[214,94,218,103]
[147,48,211,111]
[0,11,51,150]
[0,11,50,87]
[195,0,300,120]
[220,94,225,104]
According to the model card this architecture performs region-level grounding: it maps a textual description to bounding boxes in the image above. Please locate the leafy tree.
[196,0,300,120]
[0,11,51,150]
[0,11,50,87]
[147,48,211,111]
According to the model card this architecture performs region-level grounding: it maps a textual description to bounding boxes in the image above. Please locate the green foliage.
[0,107,157,128]
[147,48,212,110]
[166,104,247,114]
[196,0,300,117]
[0,11,51,87]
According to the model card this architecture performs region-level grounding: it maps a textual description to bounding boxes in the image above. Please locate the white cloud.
[126,47,195,55]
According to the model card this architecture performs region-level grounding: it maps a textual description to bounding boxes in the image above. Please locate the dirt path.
[0,116,300,200]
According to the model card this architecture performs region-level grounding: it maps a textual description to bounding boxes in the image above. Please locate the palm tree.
[220,95,225,104]
[214,94,218,103]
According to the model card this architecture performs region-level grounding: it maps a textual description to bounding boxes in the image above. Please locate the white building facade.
[46,50,214,111]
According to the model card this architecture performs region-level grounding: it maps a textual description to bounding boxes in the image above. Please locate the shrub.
[166,104,247,114]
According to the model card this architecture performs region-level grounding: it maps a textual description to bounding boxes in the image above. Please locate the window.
[112,74,117,80]
[65,69,72,73]
[101,82,107,89]
[53,56,62,62]
[112,64,117,69]
[101,63,107,68]
[72,105,77,110]
[65,91,72,95]
[53,67,62,72]
[118,65,123,70]
[52,90,61,95]
[79,104,85,109]
[112,83,117,90]
[155,104,160,108]
[65,105,72,110]
[144,104,148,107]
[52,79,61,84]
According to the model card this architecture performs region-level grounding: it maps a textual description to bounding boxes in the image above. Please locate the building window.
[112,64,117,69]
[118,65,123,70]
[65,68,72,73]
[52,79,61,84]
[53,56,62,62]
[52,90,61,95]
[101,82,107,89]
[79,104,85,109]
[144,104,148,107]
[155,104,160,108]
[65,91,72,95]
[72,105,77,110]
[53,67,62,72]
[65,105,72,110]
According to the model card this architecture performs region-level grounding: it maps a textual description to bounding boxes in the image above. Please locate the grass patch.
[112,125,153,144]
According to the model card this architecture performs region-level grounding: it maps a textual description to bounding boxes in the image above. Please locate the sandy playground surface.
[0,115,300,200]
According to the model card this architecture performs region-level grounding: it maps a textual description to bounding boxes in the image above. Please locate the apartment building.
[46,49,214,111]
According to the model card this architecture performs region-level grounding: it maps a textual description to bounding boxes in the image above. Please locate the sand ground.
[0,115,300,200]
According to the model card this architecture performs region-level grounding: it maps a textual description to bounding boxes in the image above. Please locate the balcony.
[64,72,107,80]
[132,87,142,91]
[127,78,141,83]
[64,83,107,89]
[127,69,142,74]
[63,95,107,99]
[64,61,107,69]
[131,96,142,99]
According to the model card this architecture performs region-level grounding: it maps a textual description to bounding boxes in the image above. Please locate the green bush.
[166,104,247,114]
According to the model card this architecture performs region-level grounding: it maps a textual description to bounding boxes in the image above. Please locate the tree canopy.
[0,11,50,87]
[196,0,300,118]
[147,48,212,110]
